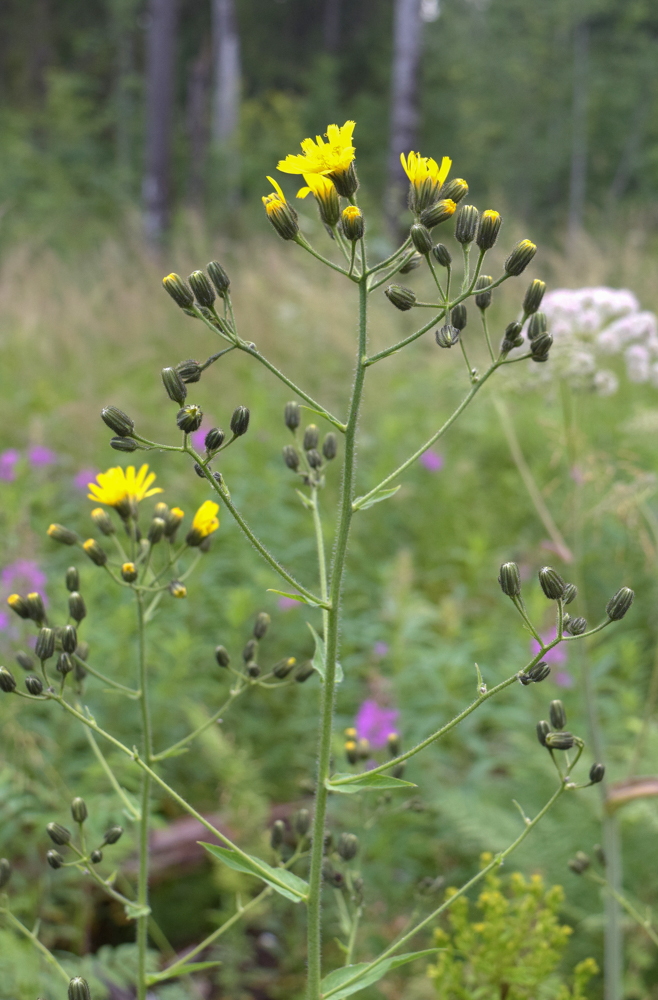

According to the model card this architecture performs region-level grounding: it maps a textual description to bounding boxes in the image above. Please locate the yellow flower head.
[262,176,300,240]
[186,500,220,546]
[400,151,452,213]
[262,175,288,215]
[278,121,358,197]
[87,465,162,516]
[296,173,340,227]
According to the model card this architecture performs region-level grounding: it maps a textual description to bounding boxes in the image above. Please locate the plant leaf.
[267,589,322,608]
[352,485,401,512]
[295,489,315,510]
[307,622,344,683]
[123,901,151,921]
[326,772,416,795]
[200,843,308,903]
[321,949,440,998]
[147,961,222,985]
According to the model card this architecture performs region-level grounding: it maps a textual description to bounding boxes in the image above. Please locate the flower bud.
[47,523,78,545]
[230,406,250,437]
[410,223,433,255]
[67,592,86,624]
[476,210,502,250]
[474,275,493,311]
[68,977,91,1000]
[502,321,524,353]
[295,809,310,837]
[450,304,467,331]
[247,662,261,678]
[270,819,285,849]
[565,616,587,635]
[83,539,107,567]
[148,517,166,545]
[295,660,315,682]
[16,651,34,671]
[71,798,88,823]
[387,732,400,756]
[163,273,194,310]
[303,425,319,451]
[562,583,577,605]
[606,587,634,621]
[169,580,187,598]
[523,279,546,315]
[531,332,553,363]
[242,639,257,664]
[536,720,550,746]
[91,508,115,536]
[527,311,547,341]
[121,562,138,583]
[35,628,55,661]
[90,849,103,864]
[215,645,230,668]
[589,762,605,784]
[207,260,231,297]
[550,700,566,729]
[188,270,216,308]
[66,567,80,592]
[498,562,521,597]
[322,433,337,461]
[283,445,300,471]
[110,436,138,453]
[47,850,64,870]
[505,239,537,276]
[205,427,225,453]
[419,199,457,229]
[164,507,184,539]
[103,825,124,845]
[47,822,71,846]
[0,858,11,889]
[177,404,203,433]
[284,401,300,431]
[439,177,468,204]
[341,206,364,241]
[176,358,203,383]
[25,675,44,695]
[307,448,323,469]
[398,252,423,274]
[520,661,550,684]
[337,832,359,860]
[385,284,416,311]
[435,325,460,349]
[273,656,296,678]
[61,625,78,654]
[539,566,565,600]
[0,667,16,693]
[7,594,30,619]
[265,190,300,240]
[432,244,452,267]
[101,405,134,438]
[545,731,575,750]
[76,640,89,663]
[162,367,187,405]
[254,612,270,639]
[345,739,358,764]
[454,205,479,245]
[154,502,168,519]
[568,851,591,874]
[57,653,73,676]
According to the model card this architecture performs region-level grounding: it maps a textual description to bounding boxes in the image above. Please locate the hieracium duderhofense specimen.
[0,120,635,999]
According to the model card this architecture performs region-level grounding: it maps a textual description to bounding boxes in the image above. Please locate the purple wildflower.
[355,700,399,749]
[2,560,47,600]
[278,596,299,611]
[530,629,567,666]
[191,426,209,451]
[373,641,389,658]
[0,610,9,631]
[419,449,444,472]
[0,450,20,482]
[555,671,575,688]
[74,469,99,491]
[28,445,57,466]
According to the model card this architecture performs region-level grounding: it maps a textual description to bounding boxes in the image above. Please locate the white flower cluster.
[518,287,658,396]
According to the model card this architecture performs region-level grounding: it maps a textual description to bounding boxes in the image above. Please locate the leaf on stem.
[267,589,323,608]
[295,489,315,510]
[307,622,343,683]
[200,843,309,903]
[352,485,401,512]
[123,901,151,921]
[325,772,416,794]
[147,961,222,985]
[321,949,440,998]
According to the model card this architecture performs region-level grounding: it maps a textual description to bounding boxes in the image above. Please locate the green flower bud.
[265,191,300,240]
[121,562,138,583]
[207,260,231,297]
[536,720,550,746]
[57,653,73,676]
[398,252,423,274]
[435,324,460,348]
[175,358,202,384]
[410,223,433,255]
[47,523,78,545]
[68,977,92,1000]
[71,798,88,824]
[295,808,310,837]
[568,851,591,874]
[0,858,11,889]
[562,583,577,605]
[163,273,194,310]
[61,625,77,654]
[606,587,634,621]
[476,210,502,250]
[439,177,468,204]
[35,628,55,661]
[47,822,71,846]
[91,508,115,536]
[498,562,521,597]
[523,279,546,315]
[7,594,30,620]
[273,656,296,678]
[545,731,575,750]
[307,448,323,469]
[247,663,261,678]
[66,567,80,592]
[215,645,230,668]
[474,275,493,311]
[450,304,467,331]
[283,445,300,471]
[101,405,134,437]
[385,284,416,311]
[69,592,87,623]
[550,700,566,729]
[531,332,553,363]
[270,819,285,849]
[454,205,479,245]
[565,616,587,635]
[432,244,452,267]
[589,762,605,784]
[330,160,358,198]
[387,732,400,756]
[103,826,124,845]
[520,661,550,684]
[322,433,337,461]
[337,832,359,860]
[25,675,44,695]
[188,270,216,308]
[76,641,89,663]
[303,425,319,450]
[243,639,257,663]
[341,206,364,241]
[295,660,315,682]
[254,612,270,639]
[16,651,34,671]
[90,849,103,864]
[169,580,187,599]
[164,508,184,539]
[284,401,300,431]
[47,850,64,870]
[148,517,165,545]
[539,566,565,600]
[205,427,225,453]
[527,311,547,341]
[345,739,358,764]
[162,367,187,405]
[110,436,138,453]
[505,239,537,276]
[419,199,457,229]
[83,539,108,567]
[0,667,17,693]
[176,404,203,434]
[230,406,250,437]
[27,592,46,623]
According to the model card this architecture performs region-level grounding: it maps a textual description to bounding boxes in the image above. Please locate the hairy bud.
[47,523,78,545]
[436,324,460,349]
[523,279,546,315]
[71,798,88,824]
[47,850,64,870]
[385,284,416,311]
[103,826,124,845]
[0,858,11,889]
[177,404,203,433]
[419,199,457,229]
[176,358,203,383]
[188,270,216,308]
[254,612,270,639]
[101,405,134,438]
[565,616,587,635]
[215,645,230,668]
[454,205,479,245]
[549,700,566,730]
[83,539,108,567]
[47,822,71,846]
[450,304,467,331]
[162,367,187,405]
[273,656,296,678]
[606,587,634,621]
[270,819,285,850]
[562,583,577,605]
[536,720,551,746]
[498,562,521,597]
[589,762,605,784]
[337,832,359,860]
[68,977,92,1000]
[163,273,194,310]
[66,567,80,592]
[568,851,591,875]
[207,260,231,297]
[322,433,337,461]
[474,275,493,311]
[284,401,300,431]
[230,406,250,437]
[25,675,44,695]
[545,731,575,750]
[505,239,537,276]
[410,223,433,255]
[476,210,502,250]
[0,667,17,693]
[432,243,452,268]
[538,566,565,600]
[35,628,55,661]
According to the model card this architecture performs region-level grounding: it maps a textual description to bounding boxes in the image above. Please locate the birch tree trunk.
[142,0,178,244]
[212,0,241,210]
[386,0,422,240]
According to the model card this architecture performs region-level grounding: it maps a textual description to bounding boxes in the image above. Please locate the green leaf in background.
[321,948,440,998]
[267,589,322,608]
[200,843,309,902]
[147,960,222,984]
[307,622,344,683]
[326,772,416,794]
[352,485,401,511]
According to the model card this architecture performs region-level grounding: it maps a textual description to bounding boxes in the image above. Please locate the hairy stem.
[136,592,152,1000]
[0,908,71,984]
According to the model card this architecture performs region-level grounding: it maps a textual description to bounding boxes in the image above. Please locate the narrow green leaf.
[352,485,401,512]
[321,948,439,998]
[295,489,315,510]
[307,622,344,683]
[200,843,308,903]
[326,772,416,795]
[123,901,151,921]
[147,961,222,985]
[267,589,322,608]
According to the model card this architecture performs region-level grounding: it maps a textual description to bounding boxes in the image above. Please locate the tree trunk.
[110,0,138,192]
[385,0,422,241]
[142,0,178,244]
[323,0,341,53]
[211,0,241,211]
[567,20,588,245]
[185,43,211,208]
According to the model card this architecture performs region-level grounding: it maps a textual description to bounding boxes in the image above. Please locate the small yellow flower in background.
[278,121,358,197]
[121,562,138,583]
[262,176,300,241]
[88,465,162,516]
[296,173,340,228]
[186,500,220,547]
[400,150,452,213]
[169,580,187,598]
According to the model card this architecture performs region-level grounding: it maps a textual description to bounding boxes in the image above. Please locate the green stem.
[587,871,658,948]
[311,485,329,644]
[365,308,446,366]
[72,653,140,698]
[366,237,411,278]
[0,908,71,984]
[152,683,246,761]
[345,905,362,966]
[297,235,352,279]
[82,725,141,820]
[136,592,152,1000]
[481,312,496,363]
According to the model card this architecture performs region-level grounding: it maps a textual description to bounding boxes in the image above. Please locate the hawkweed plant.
[0,120,636,1000]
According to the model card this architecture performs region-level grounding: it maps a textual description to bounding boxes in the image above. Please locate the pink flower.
[373,641,389,657]
[419,449,444,472]
[2,559,47,595]
[355,700,399,749]
[555,671,574,688]
[28,445,57,466]
[0,610,9,631]
[278,596,299,611]
[74,469,99,491]
[191,427,207,451]
[0,450,19,481]
[530,629,567,666]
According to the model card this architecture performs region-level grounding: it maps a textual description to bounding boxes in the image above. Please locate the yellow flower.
[87,465,162,516]
[262,176,299,241]
[400,150,452,213]
[278,121,358,197]
[186,500,220,546]
[296,173,340,227]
